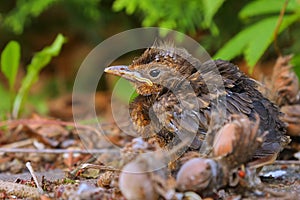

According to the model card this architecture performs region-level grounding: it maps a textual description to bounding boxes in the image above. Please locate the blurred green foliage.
[2,0,59,34]
[112,0,300,72]
[1,0,100,34]
[2,0,299,70]
[214,0,300,72]
[0,0,300,117]
[113,0,224,35]
[0,34,66,118]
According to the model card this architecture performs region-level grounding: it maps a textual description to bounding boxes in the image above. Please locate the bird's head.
[105,45,197,96]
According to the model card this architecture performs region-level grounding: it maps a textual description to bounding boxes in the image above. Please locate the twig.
[26,162,44,194]
[273,160,300,165]
[0,148,119,154]
[80,163,121,172]
[273,0,289,56]
[0,138,34,149]
[0,118,116,128]
[256,184,290,198]
[0,118,104,136]
[0,139,34,156]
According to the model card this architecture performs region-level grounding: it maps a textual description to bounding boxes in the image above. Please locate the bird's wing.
[225,91,254,116]
[225,91,287,158]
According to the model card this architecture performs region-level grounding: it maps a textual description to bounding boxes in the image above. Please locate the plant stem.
[273,0,289,56]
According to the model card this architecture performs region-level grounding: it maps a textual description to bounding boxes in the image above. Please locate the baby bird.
[105,43,289,165]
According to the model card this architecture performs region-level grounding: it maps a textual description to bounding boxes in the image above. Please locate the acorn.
[176,158,219,192]
[119,158,158,200]
[212,115,264,168]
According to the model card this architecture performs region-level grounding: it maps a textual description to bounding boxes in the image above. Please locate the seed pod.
[119,159,158,200]
[176,158,218,192]
[213,123,237,157]
[212,115,263,168]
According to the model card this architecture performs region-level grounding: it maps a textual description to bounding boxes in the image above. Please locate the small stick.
[0,139,34,149]
[0,118,103,136]
[0,139,34,156]
[25,162,44,194]
[273,160,300,165]
[80,163,121,172]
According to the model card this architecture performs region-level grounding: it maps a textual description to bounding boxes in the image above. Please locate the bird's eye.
[149,69,160,77]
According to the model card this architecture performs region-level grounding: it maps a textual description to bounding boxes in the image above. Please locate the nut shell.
[211,115,264,168]
[213,123,237,157]
[176,158,215,192]
[119,160,158,200]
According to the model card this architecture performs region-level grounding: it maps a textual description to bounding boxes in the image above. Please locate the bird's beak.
[104,65,153,86]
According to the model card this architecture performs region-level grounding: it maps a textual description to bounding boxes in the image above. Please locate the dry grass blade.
[26,162,44,194]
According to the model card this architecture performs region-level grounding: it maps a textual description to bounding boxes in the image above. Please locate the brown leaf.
[270,55,299,106]
[281,105,300,136]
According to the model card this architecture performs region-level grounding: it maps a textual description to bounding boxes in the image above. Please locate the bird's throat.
[135,84,163,96]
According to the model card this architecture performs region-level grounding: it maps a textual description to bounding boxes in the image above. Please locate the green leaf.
[239,0,298,19]
[202,0,224,32]
[0,83,11,117]
[244,17,280,69]
[113,0,139,14]
[214,14,300,72]
[213,26,251,61]
[0,41,21,92]
[12,33,67,118]
[246,14,299,70]
[28,34,66,72]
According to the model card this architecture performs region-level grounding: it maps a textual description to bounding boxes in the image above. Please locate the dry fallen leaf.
[281,104,300,136]
[269,55,299,106]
